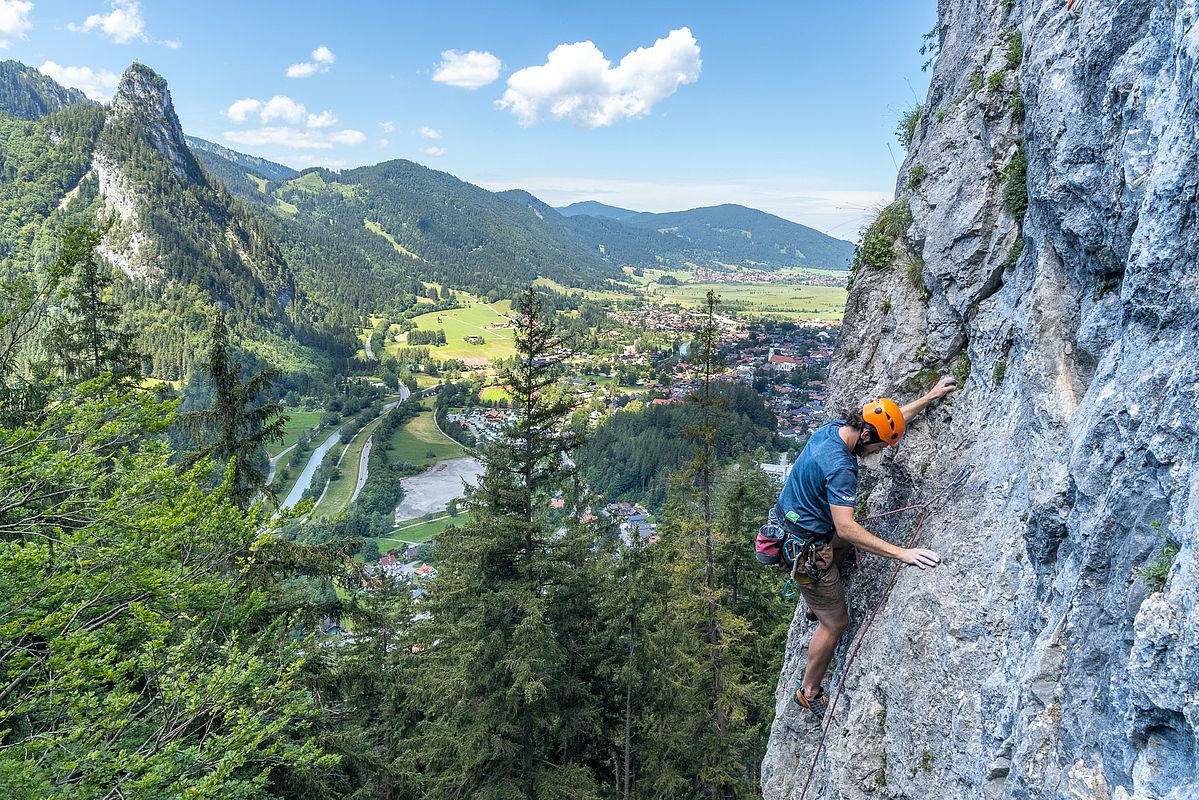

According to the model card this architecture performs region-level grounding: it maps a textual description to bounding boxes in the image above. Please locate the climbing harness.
[794,465,973,800]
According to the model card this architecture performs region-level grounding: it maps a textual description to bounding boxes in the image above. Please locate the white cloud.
[222,126,365,151]
[160,38,181,49]
[286,61,318,78]
[327,129,365,145]
[287,45,335,77]
[375,138,390,148]
[223,127,334,150]
[421,146,447,157]
[497,27,700,128]
[418,126,441,140]
[306,110,337,128]
[432,49,502,90]
[70,0,145,45]
[379,120,396,133]
[38,60,120,101]
[260,95,306,124]
[0,1,33,48]
[226,97,262,123]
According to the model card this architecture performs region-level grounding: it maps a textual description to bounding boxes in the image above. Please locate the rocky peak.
[107,63,202,182]
[0,60,93,120]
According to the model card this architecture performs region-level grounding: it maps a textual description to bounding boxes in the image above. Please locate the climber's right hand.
[900,547,941,569]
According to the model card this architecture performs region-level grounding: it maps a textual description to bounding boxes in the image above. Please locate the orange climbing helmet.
[862,398,905,445]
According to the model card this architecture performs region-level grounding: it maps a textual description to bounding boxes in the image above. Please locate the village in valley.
[337,274,844,594]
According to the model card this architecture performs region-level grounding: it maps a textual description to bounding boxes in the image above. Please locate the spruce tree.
[410,288,605,800]
[634,290,759,799]
[178,310,288,509]
[45,220,145,384]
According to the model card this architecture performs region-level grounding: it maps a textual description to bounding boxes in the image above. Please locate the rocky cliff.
[762,1,1197,798]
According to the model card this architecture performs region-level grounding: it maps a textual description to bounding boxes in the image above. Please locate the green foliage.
[881,296,892,313]
[1002,0,1016,12]
[936,106,951,124]
[876,751,888,786]
[907,164,929,191]
[0,259,346,794]
[920,26,942,72]
[970,70,984,94]
[915,344,930,361]
[988,70,1007,92]
[176,311,288,509]
[1008,91,1026,123]
[992,358,1008,384]
[1006,29,1024,70]
[43,219,144,384]
[577,381,776,511]
[1140,538,1179,592]
[952,352,972,385]
[853,202,912,271]
[1003,146,1029,221]
[897,104,924,147]
[1003,236,1025,272]
[921,748,936,771]
[877,707,887,728]
[905,250,925,288]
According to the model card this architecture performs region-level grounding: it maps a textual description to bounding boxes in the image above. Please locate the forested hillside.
[0,60,91,120]
[0,63,352,381]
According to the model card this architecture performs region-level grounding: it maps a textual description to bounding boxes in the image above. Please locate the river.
[278,426,343,511]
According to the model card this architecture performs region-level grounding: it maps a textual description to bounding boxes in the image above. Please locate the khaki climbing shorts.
[798,540,846,618]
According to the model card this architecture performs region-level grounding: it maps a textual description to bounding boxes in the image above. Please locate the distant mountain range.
[0,58,855,379]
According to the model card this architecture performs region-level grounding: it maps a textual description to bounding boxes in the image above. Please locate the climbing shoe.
[792,681,827,721]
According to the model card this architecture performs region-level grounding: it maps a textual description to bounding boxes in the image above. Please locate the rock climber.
[777,376,959,719]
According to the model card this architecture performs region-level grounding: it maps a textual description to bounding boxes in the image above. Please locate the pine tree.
[631,290,761,799]
[45,220,145,384]
[178,310,287,509]
[410,288,605,799]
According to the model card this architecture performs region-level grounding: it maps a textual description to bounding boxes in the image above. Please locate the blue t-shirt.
[775,420,858,535]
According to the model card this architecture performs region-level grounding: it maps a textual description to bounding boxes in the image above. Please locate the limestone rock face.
[762,1,1198,798]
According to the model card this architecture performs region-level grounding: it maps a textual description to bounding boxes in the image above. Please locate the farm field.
[391,302,517,362]
[374,512,473,551]
[533,276,637,301]
[385,399,466,468]
[653,280,846,321]
[268,410,324,457]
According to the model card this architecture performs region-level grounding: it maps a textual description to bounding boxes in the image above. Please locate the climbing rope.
[795,466,972,800]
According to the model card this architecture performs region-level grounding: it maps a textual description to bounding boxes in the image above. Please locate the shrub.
[1002,0,1016,11]
[921,749,935,771]
[1002,236,1025,272]
[1140,538,1179,592]
[1008,92,1025,123]
[992,359,1007,384]
[970,70,984,94]
[1003,147,1029,220]
[951,352,972,385]
[897,104,924,146]
[905,252,924,288]
[881,297,892,313]
[914,344,930,361]
[936,106,950,124]
[853,202,913,270]
[988,70,1006,92]
[907,164,929,191]
[1006,30,1024,70]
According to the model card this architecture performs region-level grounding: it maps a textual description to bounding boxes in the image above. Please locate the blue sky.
[1,0,935,237]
